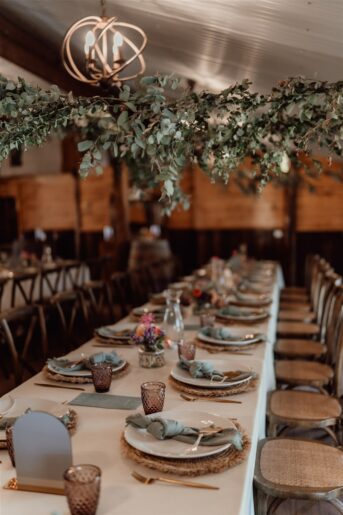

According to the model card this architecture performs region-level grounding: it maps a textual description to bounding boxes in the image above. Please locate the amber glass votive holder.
[177,340,196,361]
[64,464,101,515]
[90,363,112,393]
[6,425,15,467]
[141,381,166,415]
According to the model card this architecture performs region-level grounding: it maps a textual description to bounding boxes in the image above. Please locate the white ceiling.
[1,0,343,92]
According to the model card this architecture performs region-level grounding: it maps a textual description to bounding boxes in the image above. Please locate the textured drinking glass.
[141,382,166,415]
[200,313,216,328]
[91,363,112,393]
[5,425,15,467]
[177,340,196,361]
[64,464,101,515]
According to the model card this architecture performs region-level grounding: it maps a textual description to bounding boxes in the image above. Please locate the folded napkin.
[178,357,224,381]
[178,357,255,383]
[201,326,234,341]
[219,306,262,317]
[126,413,243,450]
[47,351,123,373]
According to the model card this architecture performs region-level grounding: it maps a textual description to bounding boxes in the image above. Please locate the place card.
[69,393,141,410]
[4,411,72,495]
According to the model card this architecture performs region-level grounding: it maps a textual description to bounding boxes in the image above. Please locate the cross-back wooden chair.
[10,268,38,308]
[269,299,343,446]
[49,289,89,350]
[275,284,343,394]
[275,273,342,359]
[280,254,320,304]
[38,263,63,302]
[277,260,333,339]
[0,304,47,385]
[61,260,82,290]
[0,276,9,311]
[254,437,343,514]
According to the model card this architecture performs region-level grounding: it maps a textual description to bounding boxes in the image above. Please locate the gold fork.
[180,393,242,404]
[131,470,219,490]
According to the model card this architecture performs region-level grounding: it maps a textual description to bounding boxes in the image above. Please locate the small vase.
[138,347,165,368]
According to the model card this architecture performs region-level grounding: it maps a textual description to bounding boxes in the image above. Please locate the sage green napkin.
[47,351,123,374]
[126,413,243,450]
[200,326,234,341]
[178,357,224,381]
[69,393,141,410]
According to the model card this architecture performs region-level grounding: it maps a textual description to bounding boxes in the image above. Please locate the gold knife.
[34,383,85,391]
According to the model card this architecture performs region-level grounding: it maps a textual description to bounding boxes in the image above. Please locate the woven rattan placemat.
[195,338,263,353]
[121,422,250,477]
[169,375,258,397]
[43,361,130,384]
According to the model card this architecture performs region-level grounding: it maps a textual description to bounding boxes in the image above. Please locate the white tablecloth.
[1,266,283,515]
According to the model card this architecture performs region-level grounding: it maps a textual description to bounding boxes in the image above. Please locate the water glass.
[177,340,196,361]
[91,363,112,393]
[141,382,166,415]
[6,425,15,467]
[64,464,101,515]
[200,313,216,328]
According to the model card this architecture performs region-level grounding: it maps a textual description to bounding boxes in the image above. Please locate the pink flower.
[140,313,155,325]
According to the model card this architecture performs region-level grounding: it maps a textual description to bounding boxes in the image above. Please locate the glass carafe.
[163,289,184,349]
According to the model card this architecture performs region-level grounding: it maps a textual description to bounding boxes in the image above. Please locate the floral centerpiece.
[191,283,219,314]
[133,313,166,368]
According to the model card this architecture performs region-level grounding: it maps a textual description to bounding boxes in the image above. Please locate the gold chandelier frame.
[61,15,147,86]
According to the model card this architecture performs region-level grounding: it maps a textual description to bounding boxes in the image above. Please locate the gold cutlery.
[185,425,223,453]
[131,470,219,490]
[34,383,85,391]
[180,393,242,404]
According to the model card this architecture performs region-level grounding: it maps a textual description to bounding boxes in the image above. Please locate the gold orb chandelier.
[61,0,147,88]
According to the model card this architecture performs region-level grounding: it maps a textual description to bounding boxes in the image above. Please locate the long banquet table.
[2,265,283,515]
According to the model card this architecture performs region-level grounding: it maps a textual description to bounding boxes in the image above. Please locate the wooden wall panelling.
[296,170,343,232]
[192,165,287,230]
[18,175,77,231]
[79,167,113,232]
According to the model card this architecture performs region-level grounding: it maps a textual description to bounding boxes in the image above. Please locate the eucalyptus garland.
[0,74,343,209]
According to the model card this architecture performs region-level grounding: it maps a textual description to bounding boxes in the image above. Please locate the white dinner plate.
[124,409,236,459]
[95,325,133,341]
[0,397,70,438]
[197,329,263,347]
[170,359,253,389]
[216,307,269,323]
[47,358,126,377]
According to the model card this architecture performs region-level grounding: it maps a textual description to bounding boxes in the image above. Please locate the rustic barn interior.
[1,2,343,515]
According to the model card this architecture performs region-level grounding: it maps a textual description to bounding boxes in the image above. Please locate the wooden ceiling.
[1,0,343,93]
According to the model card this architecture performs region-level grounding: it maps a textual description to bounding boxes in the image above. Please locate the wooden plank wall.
[0,174,77,231]
[79,167,113,232]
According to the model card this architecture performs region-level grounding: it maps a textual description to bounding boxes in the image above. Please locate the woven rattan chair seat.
[269,390,341,421]
[259,438,343,489]
[277,321,320,337]
[275,339,326,357]
[278,310,316,322]
[279,301,312,311]
[275,360,333,384]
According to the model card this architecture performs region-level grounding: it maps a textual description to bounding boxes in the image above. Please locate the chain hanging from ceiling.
[61,0,147,88]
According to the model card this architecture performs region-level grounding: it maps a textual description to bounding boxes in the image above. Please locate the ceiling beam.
[0,11,95,96]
